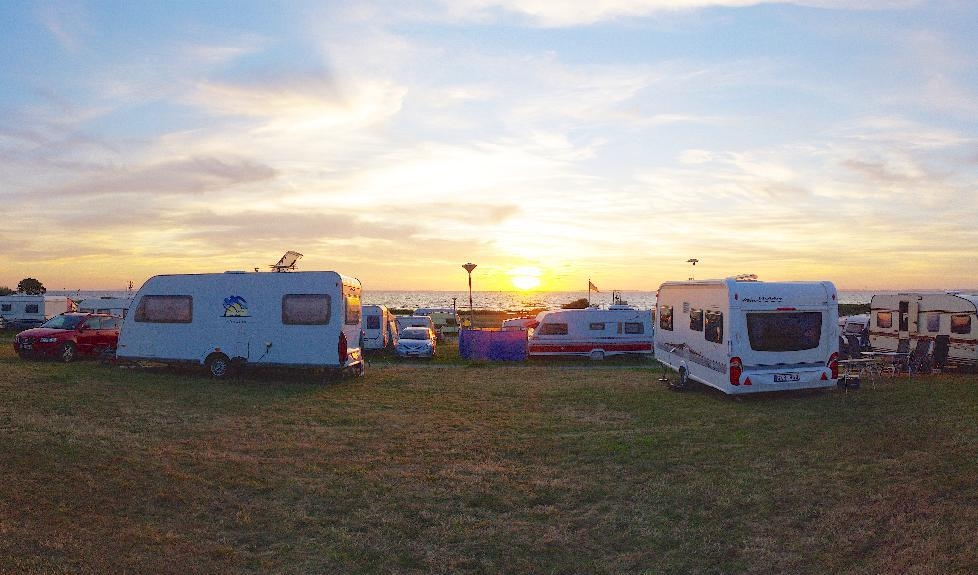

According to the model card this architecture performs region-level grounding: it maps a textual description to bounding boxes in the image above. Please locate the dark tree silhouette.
[17,278,46,295]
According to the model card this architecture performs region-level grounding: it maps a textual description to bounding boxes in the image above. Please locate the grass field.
[1,338,977,574]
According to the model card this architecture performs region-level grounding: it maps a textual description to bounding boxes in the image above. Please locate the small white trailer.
[77,296,133,318]
[654,276,839,394]
[117,271,365,377]
[526,304,654,360]
[362,304,397,350]
[0,295,74,329]
[869,292,978,371]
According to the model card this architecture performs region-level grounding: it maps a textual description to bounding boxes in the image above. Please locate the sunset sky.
[1,1,976,293]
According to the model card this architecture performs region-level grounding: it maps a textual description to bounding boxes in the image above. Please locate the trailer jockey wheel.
[669,367,688,391]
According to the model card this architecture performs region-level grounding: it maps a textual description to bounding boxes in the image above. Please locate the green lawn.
[1,341,976,574]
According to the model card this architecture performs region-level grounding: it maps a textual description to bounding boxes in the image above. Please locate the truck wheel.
[205,353,231,379]
[60,343,77,363]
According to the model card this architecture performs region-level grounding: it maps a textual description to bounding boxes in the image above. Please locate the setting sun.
[509,266,542,290]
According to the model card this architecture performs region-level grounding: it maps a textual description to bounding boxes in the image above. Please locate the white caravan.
[869,292,978,371]
[117,271,365,378]
[526,305,654,360]
[362,304,397,350]
[77,296,133,318]
[0,295,74,329]
[654,277,839,394]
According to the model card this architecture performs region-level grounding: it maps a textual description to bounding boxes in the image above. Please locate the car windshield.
[41,315,84,330]
[402,329,430,340]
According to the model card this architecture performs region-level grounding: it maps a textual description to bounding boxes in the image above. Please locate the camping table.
[860,351,911,381]
[838,358,882,387]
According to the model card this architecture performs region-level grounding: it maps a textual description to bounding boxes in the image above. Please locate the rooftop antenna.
[270,250,303,272]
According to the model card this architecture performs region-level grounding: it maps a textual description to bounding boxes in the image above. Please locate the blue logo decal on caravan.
[223,295,249,317]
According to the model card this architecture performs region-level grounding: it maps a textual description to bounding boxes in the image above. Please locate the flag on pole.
[588,280,599,293]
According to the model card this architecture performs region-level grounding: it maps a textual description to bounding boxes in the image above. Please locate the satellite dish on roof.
[270,250,303,272]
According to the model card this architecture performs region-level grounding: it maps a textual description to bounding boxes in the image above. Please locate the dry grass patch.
[1,345,977,574]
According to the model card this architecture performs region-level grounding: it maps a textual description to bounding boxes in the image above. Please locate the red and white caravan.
[526,304,653,360]
[869,292,978,371]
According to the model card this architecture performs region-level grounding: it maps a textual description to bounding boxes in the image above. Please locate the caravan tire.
[205,353,231,379]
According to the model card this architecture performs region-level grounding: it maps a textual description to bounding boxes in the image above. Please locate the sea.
[49,288,896,312]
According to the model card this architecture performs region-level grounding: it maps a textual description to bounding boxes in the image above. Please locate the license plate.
[774,373,800,383]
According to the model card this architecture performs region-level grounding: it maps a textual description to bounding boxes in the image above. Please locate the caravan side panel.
[117,271,363,371]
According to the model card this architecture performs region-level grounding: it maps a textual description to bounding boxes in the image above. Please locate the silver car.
[395,326,436,358]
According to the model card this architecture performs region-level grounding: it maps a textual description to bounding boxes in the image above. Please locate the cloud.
[42,156,279,200]
[432,0,923,27]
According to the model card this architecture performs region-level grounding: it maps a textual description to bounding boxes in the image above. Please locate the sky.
[1,0,976,293]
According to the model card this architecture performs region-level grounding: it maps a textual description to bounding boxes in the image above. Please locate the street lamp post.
[462,263,477,327]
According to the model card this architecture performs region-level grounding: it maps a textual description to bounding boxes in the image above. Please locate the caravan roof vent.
[271,250,303,272]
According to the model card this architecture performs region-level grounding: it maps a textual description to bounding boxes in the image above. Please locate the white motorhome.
[117,271,365,378]
[869,292,978,371]
[362,304,397,350]
[654,277,839,394]
[414,307,460,337]
[77,296,133,318]
[0,295,74,329]
[526,305,653,360]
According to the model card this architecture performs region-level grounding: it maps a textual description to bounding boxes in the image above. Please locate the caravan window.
[25,304,39,313]
[747,312,822,352]
[345,295,361,325]
[589,322,605,331]
[538,323,568,336]
[876,311,893,329]
[135,295,193,323]
[624,322,645,335]
[704,311,723,344]
[365,314,381,330]
[951,314,972,335]
[659,305,673,331]
[926,313,941,333]
[689,309,704,332]
[282,294,330,325]
[1,304,10,312]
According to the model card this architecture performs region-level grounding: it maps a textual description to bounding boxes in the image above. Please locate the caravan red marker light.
[729,356,742,386]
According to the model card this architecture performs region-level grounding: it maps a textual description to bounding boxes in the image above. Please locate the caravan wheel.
[205,353,231,379]
[589,350,605,361]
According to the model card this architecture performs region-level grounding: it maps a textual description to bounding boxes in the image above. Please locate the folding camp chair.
[908,338,933,375]
[933,335,950,372]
